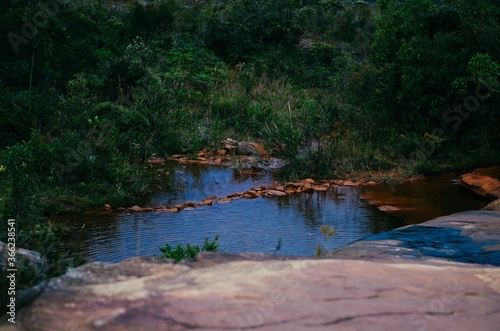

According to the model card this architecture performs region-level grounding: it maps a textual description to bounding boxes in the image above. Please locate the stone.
[343,180,357,186]
[483,199,500,211]
[128,205,142,212]
[327,210,500,266]
[267,190,288,197]
[142,207,153,212]
[147,157,166,165]
[11,256,500,331]
[104,204,111,209]
[166,208,179,213]
[217,198,232,204]
[458,173,500,200]
[303,178,315,184]
[313,186,328,191]
[237,141,259,155]
[301,186,315,193]
[378,205,400,211]
[214,158,222,163]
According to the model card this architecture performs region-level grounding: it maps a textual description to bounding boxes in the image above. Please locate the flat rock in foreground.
[2,256,499,331]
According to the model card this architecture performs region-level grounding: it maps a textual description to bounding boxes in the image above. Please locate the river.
[55,162,489,263]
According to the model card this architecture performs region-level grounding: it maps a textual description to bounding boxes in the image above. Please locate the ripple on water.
[63,185,403,263]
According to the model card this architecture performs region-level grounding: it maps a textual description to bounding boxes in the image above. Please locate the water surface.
[57,163,403,262]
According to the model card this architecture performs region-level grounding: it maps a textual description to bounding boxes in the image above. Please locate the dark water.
[360,174,489,224]
[55,163,404,262]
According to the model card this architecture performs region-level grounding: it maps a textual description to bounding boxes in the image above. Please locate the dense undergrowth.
[0,0,499,312]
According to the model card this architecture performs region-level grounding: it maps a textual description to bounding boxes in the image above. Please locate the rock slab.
[458,173,500,200]
[327,210,500,265]
[3,257,500,331]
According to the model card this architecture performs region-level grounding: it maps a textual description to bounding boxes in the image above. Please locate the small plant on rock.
[159,235,220,262]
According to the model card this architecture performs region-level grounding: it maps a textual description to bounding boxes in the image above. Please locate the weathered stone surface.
[458,173,500,200]
[483,199,500,211]
[327,211,500,266]
[4,256,500,331]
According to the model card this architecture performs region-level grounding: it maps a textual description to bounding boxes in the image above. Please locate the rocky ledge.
[2,257,499,331]
[2,210,500,331]
[327,209,500,265]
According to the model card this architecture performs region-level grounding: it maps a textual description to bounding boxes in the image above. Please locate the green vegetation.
[0,0,499,311]
[159,235,220,262]
[315,224,338,257]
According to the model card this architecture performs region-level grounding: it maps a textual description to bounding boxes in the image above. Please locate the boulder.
[483,199,500,211]
[9,255,500,331]
[458,173,500,200]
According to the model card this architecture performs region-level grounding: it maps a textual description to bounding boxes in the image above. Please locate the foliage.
[159,235,220,262]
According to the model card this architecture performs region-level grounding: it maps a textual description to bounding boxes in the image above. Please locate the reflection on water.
[149,162,271,206]
[360,174,489,224]
[55,163,404,263]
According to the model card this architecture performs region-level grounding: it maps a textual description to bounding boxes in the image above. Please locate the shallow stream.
[56,162,488,263]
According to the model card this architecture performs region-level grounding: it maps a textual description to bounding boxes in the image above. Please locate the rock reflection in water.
[56,164,403,263]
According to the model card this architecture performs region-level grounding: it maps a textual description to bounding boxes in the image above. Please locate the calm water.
[56,163,405,262]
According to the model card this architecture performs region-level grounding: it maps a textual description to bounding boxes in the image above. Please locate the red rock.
[458,173,500,200]
[142,207,153,212]
[343,181,356,186]
[365,181,377,185]
[313,186,328,191]
[304,178,315,184]
[154,206,167,211]
[128,205,142,212]
[166,208,179,213]
[285,189,296,195]
[217,198,232,203]
[104,204,112,209]
[198,157,207,161]
[148,157,166,165]
[214,158,222,163]
[227,192,241,198]
[202,199,214,206]
[183,207,195,211]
